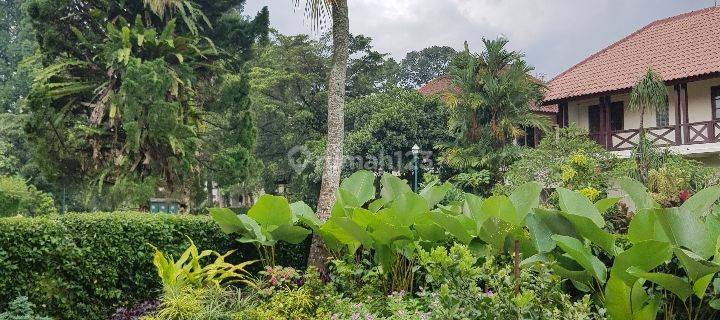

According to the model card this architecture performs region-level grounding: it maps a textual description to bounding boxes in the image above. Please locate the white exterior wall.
[687,78,720,122]
[567,86,679,132]
[564,77,720,160]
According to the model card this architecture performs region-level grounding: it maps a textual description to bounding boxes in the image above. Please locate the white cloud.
[243,0,710,77]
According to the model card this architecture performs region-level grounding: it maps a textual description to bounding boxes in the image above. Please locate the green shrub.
[0,212,308,320]
[0,296,52,320]
[496,125,620,201]
[0,176,56,217]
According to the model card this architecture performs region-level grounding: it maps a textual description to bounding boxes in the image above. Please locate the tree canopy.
[22,0,268,208]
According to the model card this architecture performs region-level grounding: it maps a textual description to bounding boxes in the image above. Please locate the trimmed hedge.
[0,212,309,320]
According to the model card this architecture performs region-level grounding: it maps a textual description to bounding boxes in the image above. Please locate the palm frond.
[292,0,334,31]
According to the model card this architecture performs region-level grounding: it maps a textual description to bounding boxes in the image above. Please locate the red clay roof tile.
[418,76,557,113]
[544,6,720,103]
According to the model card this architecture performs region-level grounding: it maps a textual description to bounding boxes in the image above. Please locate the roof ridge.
[549,6,720,85]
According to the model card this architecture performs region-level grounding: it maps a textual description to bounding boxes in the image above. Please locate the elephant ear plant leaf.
[210,194,313,267]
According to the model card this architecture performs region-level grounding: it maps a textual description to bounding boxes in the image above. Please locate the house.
[543,6,720,164]
[418,75,557,147]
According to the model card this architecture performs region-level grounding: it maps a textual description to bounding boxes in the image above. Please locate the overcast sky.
[243,1,713,79]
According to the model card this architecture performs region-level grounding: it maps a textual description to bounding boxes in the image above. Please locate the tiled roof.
[545,6,720,103]
[418,76,558,113]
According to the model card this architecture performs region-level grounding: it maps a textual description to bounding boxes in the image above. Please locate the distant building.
[543,7,720,164]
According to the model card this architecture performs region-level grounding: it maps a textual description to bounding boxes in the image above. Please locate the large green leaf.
[482,195,521,226]
[247,194,293,227]
[616,177,657,210]
[340,170,376,206]
[657,207,714,258]
[524,213,555,253]
[694,273,715,299]
[414,217,447,243]
[604,275,632,320]
[610,240,672,285]
[236,214,267,244]
[681,185,720,217]
[350,208,376,229]
[478,217,511,253]
[290,201,321,231]
[552,235,607,283]
[595,197,621,214]
[380,173,412,203]
[420,181,452,208]
[509,182,541,221]
[533,208,578,238]
[368,222,414,245]
[320,218,364,250]
[561,212,617,256]
[390,192,428,225]
[626,267,693,301]
[627,209,669,244]
[632,296,661,320]
[462,192,484,220]
[674,248,720,281]
[270,224,311,244]
[556,188,604,227]
[209,208,245,234]
[429,211,471,244]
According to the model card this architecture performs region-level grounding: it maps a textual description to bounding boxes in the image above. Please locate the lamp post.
[411,144,420,192]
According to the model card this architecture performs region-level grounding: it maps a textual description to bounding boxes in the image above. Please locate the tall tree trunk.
[308,0,349,272]
[637,107,647,183]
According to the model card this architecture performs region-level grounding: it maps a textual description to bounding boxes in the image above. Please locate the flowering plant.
[255,265,303,296]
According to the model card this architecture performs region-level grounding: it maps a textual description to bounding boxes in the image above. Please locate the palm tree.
[444,39,549,147]
[439,38,549,193]
[628,68,667,183]
[292,0,350,271]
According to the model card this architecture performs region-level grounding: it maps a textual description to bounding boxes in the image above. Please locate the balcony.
[589,120,720,152]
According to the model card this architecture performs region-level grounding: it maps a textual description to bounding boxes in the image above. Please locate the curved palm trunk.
[308,0,349,272]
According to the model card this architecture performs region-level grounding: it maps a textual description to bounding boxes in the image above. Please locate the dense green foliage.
[0,0,35,113]
[0,212,307,320]
[497,125,620,201]
[345,88,450,172]
[438,39,549,194]
[18,0,267,210]
[0,175,56,216]
[248,32,412,205]
[397,45,458,88]
[0,297,51,320]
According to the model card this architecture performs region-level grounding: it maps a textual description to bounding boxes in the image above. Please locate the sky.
[243,1,713,79]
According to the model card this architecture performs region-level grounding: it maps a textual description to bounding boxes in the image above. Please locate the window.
[609,102,624,131]
[656,97,669,126]
[713,86,720,119]
[588,105,601,133]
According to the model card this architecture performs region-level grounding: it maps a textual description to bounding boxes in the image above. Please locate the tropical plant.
[0,175,56,217]
[444,38,548,146]
[151,240,255,294]
[0,296,51,320]
[312,170,553,292]
[438,38,549,193]
[210,194,315,266]
[23,0,268,209]
[529,178,720,319]
[628,69,668,183]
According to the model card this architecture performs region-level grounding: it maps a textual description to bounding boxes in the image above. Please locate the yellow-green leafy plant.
[210,195,315,267]
[151,239,256,293]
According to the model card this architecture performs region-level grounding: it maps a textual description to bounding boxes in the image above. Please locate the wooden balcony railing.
[592,120,720,151]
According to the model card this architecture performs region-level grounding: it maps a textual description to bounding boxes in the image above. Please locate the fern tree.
[628,68,667,183]
[439,38,548,194]
[23,0,268,209]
